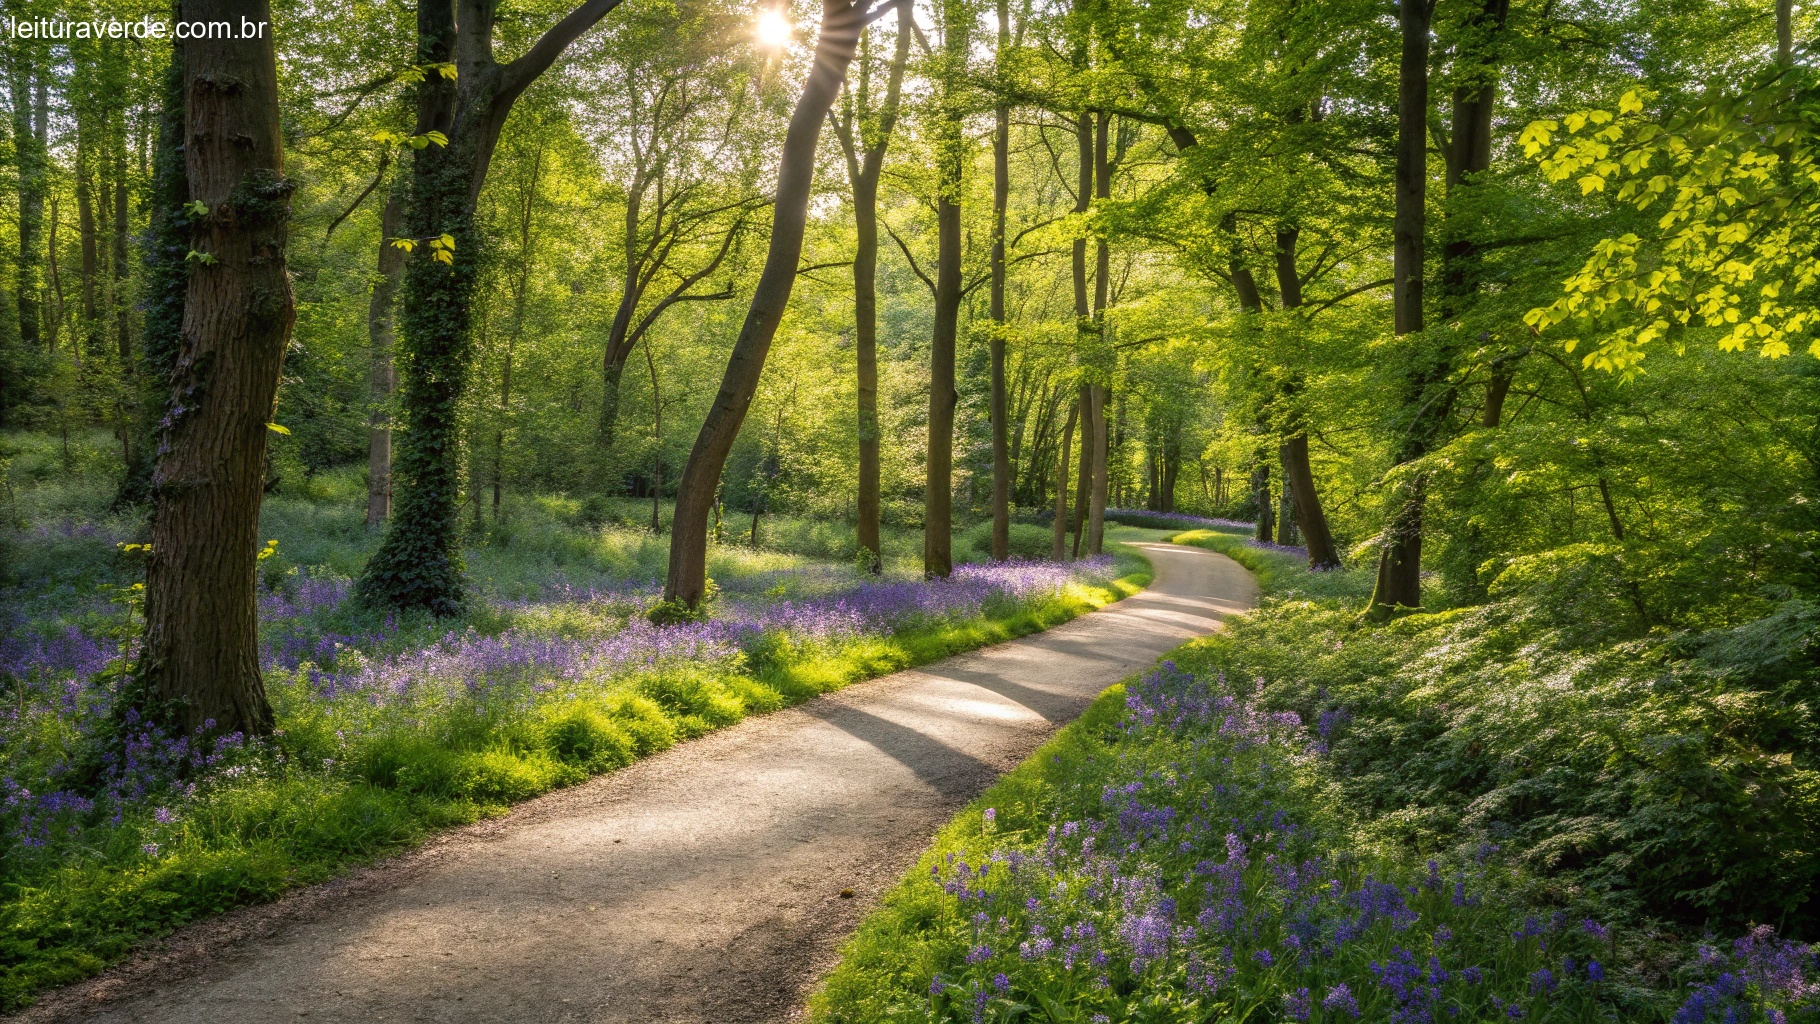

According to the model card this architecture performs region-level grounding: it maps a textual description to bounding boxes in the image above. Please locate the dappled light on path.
[67,539,1255,1024]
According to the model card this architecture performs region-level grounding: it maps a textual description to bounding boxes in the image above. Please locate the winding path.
[39,536,1256,1024]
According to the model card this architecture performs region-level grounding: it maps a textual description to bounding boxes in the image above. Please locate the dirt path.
[32,537,1256,1024]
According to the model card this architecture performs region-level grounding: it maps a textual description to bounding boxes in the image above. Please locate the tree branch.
[884,221,935,294]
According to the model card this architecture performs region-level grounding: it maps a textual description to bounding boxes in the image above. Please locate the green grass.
[0,442,1157,1010]
[808,528,1820,1024]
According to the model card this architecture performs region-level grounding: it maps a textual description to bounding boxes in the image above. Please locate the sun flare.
[756,8,792,47]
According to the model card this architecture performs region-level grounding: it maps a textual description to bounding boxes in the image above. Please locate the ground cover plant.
[0,437,1151,1008]
[814,527,1820,1023]
[810,663,1818,1024]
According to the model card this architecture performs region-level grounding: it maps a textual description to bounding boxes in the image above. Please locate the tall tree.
[9,42,47,355]
[986,0,1014,561]
[138,0,293,735]
[1272,225,1341,569]
[356,0,635,615]
[662,0,901,610]
[925,0,971,580]
[590,22,761,466]
[1365,0,1434,620]
[366,183,405,527]
[831,4,911,572]
[118,6,192,508]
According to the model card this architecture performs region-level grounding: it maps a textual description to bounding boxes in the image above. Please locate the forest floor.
[14,535,1256,1024]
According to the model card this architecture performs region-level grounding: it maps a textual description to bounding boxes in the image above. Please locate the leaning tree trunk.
[1272,225,1341,568]
[663,0,870,609]
[367,186,406,526]
[138,0,293,736]
[1366,0,1434,620]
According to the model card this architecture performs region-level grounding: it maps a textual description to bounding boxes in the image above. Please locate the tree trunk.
[357,0,633,613]
[77,132,101,355]
[367,186,405,526]
[840,8,908,574]
[139,0,293,736]
[1272,225,1341,568]
[1072,386,1091,556]
[987,0,1012,562]
[112,132,131,363]
[1275,449,1296,543]
[1366,0,1434,620]
[663,0,869,609]
[1160,427,1179,514]
[1778,0,1793,64]
[117,25,189,508]
[1085,112,1111,555]
[1051,402,1076,560]
[924,0,967,580]
[925,179,961,579]
[853,172,884,571]
[355,5,476,614]
[10,54,46,354]
[1252,460,1273,543]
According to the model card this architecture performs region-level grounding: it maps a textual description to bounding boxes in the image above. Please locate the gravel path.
[28,537,1256,1024]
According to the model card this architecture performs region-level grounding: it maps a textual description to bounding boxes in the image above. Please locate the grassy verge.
[0,524,1149,1011]
[811,533,1820,1024]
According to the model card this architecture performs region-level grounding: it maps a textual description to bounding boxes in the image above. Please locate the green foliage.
[1160,535,1820,932]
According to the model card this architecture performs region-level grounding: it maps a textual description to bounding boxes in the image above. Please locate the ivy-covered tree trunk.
[139,0,293,736]
[1366,0,1435,620]
[356,0,632,613]
[356,0,473,615]
[663,0,874,610]
[367,185,405,527]
[116,11,190,508]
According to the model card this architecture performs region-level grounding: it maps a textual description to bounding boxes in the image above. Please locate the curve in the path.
[48,539,1256,1024]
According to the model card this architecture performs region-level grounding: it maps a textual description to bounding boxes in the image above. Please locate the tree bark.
[9,51,46,354]
[1085,112,1112,555]
[1366,0,1434,620]
[1051,402,1076,560]
[836,3,909,573]
[987,0,1012,561]
[117,22,189,508]
[358,0,633,613]
[663,0,874,608]
[924,0,967,580]
[77,131,101,355]
[1252,459,1273,543]
[367,186,405,526]
[113,128,131,363]
[1272,225,1341,569]
[139,0,293,736]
